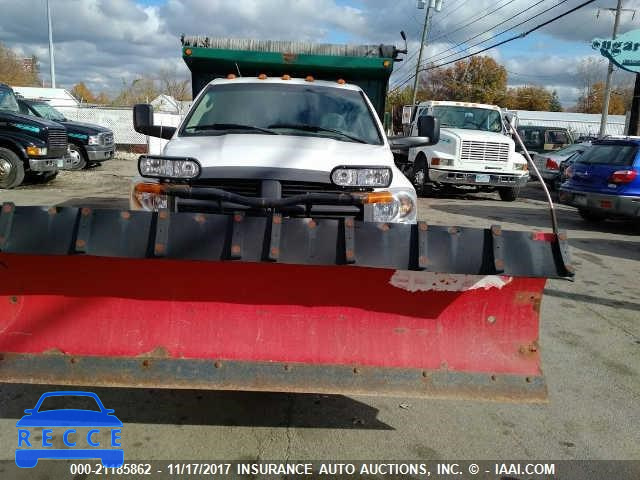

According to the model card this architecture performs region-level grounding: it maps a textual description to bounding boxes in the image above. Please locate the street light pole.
[599,0,623,137]
[47,0,56,88]
[411,4,433,108]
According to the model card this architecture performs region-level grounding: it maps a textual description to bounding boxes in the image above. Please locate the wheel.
[66,143,87,170]
[0,147,26,189]
[578,208,606,223]
[412,153,429,197]
[498,186,520,201]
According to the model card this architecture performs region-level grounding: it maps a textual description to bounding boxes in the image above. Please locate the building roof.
[11,86,79,106]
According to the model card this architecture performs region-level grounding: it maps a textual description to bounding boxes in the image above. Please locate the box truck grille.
[460,140,509,162]
[47,129,68,157]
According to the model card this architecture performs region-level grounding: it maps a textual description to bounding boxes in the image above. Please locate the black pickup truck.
[0,83,68,189]
[17,98,114,170]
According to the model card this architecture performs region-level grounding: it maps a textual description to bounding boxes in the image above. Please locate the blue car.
[15,391,123,468]
[559,137,640,222]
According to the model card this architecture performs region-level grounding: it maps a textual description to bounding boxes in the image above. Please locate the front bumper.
[429,168,529,187]
[559,189,640,218]
[28,158,59,173]
[86,144,114,162]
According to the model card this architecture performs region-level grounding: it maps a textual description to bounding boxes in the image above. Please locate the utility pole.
[599,0,624,137]
[47,0,56,88]
[411,0,443,108]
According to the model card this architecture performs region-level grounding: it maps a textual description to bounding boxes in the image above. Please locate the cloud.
[1,0,638,106]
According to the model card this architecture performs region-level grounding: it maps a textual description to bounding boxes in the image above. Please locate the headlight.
[370,190,416,224]
[88,135,100,145]
[132,183,168,211]
[514,163,528,171]
[331,166,392,188]
[26,146,47,156]
[138,155,201,180]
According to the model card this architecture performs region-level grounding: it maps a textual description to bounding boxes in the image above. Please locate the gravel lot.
[0,154,638,471]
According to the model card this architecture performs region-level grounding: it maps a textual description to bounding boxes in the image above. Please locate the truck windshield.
[182,83,382,145]
[30,102,66,121]
[429,106,502,133]
[0,87,19,113]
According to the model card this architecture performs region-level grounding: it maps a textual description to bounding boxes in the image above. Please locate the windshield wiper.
[268,123,368,144]
[188,123,278,135]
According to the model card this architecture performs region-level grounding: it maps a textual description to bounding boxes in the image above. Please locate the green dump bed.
[181,36,400,119]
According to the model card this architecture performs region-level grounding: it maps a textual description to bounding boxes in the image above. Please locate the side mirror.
[417,115,440,144]
[133,104,176,140]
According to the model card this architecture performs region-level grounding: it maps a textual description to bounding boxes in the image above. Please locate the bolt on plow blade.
[0,205,574,402]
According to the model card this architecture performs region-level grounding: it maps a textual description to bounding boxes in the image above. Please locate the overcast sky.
[2,0,640,106]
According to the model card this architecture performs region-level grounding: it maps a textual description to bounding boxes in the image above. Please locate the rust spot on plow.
[9,296,18,304]
[519,341,539,356]
[515,291,542,314]
[42,348,65,355]
[137,346,170,358]
[394,328,408,334]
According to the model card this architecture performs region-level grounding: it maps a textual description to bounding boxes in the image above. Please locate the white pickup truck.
[130,76,438,223]
[398,101,528,201]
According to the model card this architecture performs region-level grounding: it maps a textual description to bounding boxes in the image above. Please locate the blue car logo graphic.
[15,391,123,468]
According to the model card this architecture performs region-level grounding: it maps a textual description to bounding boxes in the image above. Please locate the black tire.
[412,153,429,197]
[498,186,520,202]
[33,171,58,184]
[67,143,87,170]
[0,147,26,189]
[578,208,606,223]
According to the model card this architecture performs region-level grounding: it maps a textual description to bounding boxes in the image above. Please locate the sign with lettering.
[592,29,640,73]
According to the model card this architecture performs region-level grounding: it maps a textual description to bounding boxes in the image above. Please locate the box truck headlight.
[138,155,201,180]
[331,166,392,188]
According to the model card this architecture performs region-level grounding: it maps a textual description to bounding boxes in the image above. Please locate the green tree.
[549,90,562,112]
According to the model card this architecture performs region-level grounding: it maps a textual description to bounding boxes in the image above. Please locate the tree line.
[0,41,191,106]
[387,55,634,128]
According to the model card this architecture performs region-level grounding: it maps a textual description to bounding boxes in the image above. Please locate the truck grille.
[100,132,114,146]
[191,179,359,197]
[460,140,509,162]
[47,128,68,157]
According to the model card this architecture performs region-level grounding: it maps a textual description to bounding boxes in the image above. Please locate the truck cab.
[130,37,438,224]
[400,101,528,201]
[132,76,437,224]
[0,83,68,189]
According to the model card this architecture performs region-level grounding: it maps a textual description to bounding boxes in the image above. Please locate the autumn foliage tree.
[576,81,628,114]
[503,85,556,111]
[418,56,508,104]
[0,42,40,86]
[71,82,97,103]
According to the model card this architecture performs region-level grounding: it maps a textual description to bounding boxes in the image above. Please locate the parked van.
[517,125,573,154]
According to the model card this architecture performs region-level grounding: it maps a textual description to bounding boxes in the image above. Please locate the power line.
[422,0,550,66]
[429,0,520,44]
[388,0,598,95]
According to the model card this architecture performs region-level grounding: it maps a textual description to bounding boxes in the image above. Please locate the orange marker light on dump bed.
[184,48,192,56]
[227,74,236,79]
[305,75,315,82]
[281,74,291,80]
[258,74,267,80]
[337,78,346,85]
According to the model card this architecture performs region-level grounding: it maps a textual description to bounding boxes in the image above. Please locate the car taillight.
[545,158,559,170]
[609,169,638,184]
[565,165,574,178]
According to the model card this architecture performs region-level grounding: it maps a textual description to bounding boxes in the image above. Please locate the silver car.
[531,142,591,188]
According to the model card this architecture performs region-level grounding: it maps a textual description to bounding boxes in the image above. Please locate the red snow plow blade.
[0,204,573,402]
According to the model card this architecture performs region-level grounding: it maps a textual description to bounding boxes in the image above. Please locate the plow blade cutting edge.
[0,204,573,402]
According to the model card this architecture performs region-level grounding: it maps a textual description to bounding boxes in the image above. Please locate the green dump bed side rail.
[181,36,401,120]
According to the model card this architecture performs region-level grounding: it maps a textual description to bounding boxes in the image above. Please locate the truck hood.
[442,127,512,143]
[61,120,111,134]
[164,134,395,179]
[0,110,64,129]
